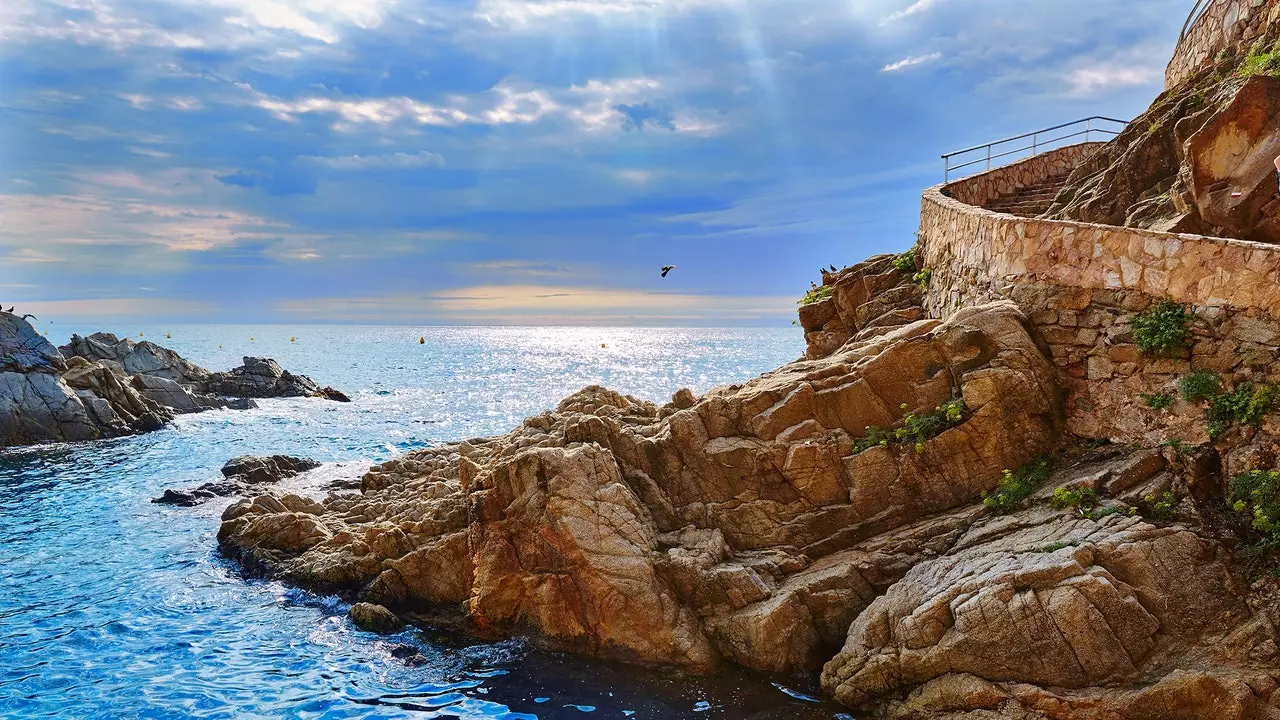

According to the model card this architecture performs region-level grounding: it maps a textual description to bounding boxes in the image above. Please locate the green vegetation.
[1051,486,1100,516]
[853,398,967,454]
[1162,439,1195,459]
[1129,300,1192,356]
[912,267,932,288]
[1141,491,1181,522]
[1141,392,1175,411]
[1238,43,1280,78]
[1229,470,1280,542]
[983,455,1055,514]
[1038,539,1079,553]
[798,284,833,306]
[1179,370,1221,403]
[891,249,917,273]
[1206,382,1280,438]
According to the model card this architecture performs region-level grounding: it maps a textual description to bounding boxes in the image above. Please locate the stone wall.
[944,143,1103,207]
[1165,0,1280,90]
[920,145,1280,442]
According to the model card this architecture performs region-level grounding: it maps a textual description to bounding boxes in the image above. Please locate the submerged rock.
[349,602,403,634]
[153,455,321,506]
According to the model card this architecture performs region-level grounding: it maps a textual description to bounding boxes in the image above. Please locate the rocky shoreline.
[0,317,347,448]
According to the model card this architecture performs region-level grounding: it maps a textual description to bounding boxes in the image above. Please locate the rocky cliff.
[1045,24,1280,243]
[0,317,346,448]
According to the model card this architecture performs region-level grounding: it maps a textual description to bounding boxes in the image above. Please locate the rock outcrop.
[154,455,321,506]
[1,315,346,448]
[203,357,349,401]
[1047,39,1280,244]
[220,302,1061,674]
[798,254,925,360]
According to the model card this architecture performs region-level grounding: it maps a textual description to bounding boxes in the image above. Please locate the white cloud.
[301,150,445,169]
[881,52,942,72]
[881,0,942,24]
[1063,63,1159,96]
[474,0,724,26]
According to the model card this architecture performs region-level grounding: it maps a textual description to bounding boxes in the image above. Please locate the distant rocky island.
[216,7,1280,719]
[0,315,347,448]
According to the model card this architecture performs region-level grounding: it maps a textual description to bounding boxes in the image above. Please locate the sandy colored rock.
[349,602,403,633]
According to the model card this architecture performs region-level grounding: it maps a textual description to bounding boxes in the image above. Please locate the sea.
[0,325,857,719]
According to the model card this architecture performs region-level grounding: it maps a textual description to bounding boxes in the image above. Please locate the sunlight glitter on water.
[0,325,856,718]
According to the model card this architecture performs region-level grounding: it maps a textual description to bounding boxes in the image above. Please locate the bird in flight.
[21,314,37,321]
[4,307,12,313]
[661,265,676,278]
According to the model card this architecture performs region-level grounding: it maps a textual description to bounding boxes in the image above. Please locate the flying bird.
[21,314,37,321]
[4,307,12,313]
[661,265,676,278]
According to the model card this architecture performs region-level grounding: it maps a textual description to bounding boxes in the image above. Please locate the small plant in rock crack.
[1229,470,1280,543]
[1179,370,1222,403]
[853,398,968,454]
[1038,539,1080,553]
[983,455,1056,514]
[1141,392,1175,411]
[1129,300,1192,356]
[798,284,833,306]
[912,267,933,289]
[891,249,917,273]
[1051,486,1100,516]
[1141,491,1181,522]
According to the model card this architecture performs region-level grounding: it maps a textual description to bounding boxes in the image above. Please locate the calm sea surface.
[0,325,855,719]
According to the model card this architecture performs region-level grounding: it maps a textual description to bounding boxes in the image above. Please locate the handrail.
[941,116,1129,182]
[1178,0,1212,44]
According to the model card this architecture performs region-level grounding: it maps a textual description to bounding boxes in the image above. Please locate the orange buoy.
[419,336,425,344]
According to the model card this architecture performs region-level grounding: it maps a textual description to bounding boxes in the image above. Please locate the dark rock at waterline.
[203,357,343,401]
[319,386,351,403]
[152,455,321,506]
[349,603,403,634]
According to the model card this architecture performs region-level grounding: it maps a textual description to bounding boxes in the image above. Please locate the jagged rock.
[319,386,351,402]
[349,602,403,633]
[218,302,1061,673]
[153,455,321,506]
[798,254,925,360]
[60,332,207,385]
[130,374,203,414]
[202,357,334,400]
[1,313,64,373]
[62,356,172,431]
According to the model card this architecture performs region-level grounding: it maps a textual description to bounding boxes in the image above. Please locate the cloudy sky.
[1,0,1185,325]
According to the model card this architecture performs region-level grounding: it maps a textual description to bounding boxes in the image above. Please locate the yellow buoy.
[218,344,222,348]
[139,332,144,337]
[166,333,171,339]
[419,336,425,344]
[290,336,296,342]
[601,343,606,348]
[250,337,254,341]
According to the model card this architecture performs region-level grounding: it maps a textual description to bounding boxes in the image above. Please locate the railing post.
[1085,118,1091,143]
[1032,132,1037,157]
[986,145,991,171]
[944,156,949,183]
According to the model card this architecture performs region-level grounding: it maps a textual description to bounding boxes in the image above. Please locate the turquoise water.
[0,325,852,719]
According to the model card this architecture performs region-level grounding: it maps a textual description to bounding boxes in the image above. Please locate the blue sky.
[1,0,1185,325]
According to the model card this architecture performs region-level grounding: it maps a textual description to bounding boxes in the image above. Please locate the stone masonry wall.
[944,143,1103,207]
[920,145,1280,443]
[1165,0,1280,90]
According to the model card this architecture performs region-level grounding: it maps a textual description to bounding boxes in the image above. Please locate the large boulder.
[154,455,321,506]
[798,254,925,360]
[1,313,64,373]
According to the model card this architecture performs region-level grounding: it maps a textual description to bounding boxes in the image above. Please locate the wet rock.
[153,455,321,506]
[349,602,404,634]
[202,357,338,400]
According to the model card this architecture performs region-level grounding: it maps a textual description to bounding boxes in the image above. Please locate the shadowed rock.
[153,455,321,507]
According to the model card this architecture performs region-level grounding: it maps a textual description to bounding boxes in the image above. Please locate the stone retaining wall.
[944,143,1103,207]
[919,144,1280,442]
[1165,0,1280,90]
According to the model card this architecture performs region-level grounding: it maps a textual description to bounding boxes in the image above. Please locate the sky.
[0,0,1189,326]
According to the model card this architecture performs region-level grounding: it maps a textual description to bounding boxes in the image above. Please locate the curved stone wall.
[1165,0,1280,90]
[919,144,1280,442]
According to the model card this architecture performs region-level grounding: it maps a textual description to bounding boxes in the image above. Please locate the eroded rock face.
[218,302,1061,673]
[60,332,208,385]
[798,254,925,360]
[821,508,1242,707]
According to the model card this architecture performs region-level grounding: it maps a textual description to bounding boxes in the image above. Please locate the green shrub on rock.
[1179,370,1221,403]
[798,285,833,306]
[853,398,968,454]
[1141,392,1175,410]
[1228,470,1280,542]
[1129,300,1192,356]
[1051,487,1099,515]
[891,249,917,272]
[983,455,1055,514]
[1206,382,1280,438]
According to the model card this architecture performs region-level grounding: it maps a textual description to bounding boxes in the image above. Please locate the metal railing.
[1179,0,1213,44]
[941,116,1129,182]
